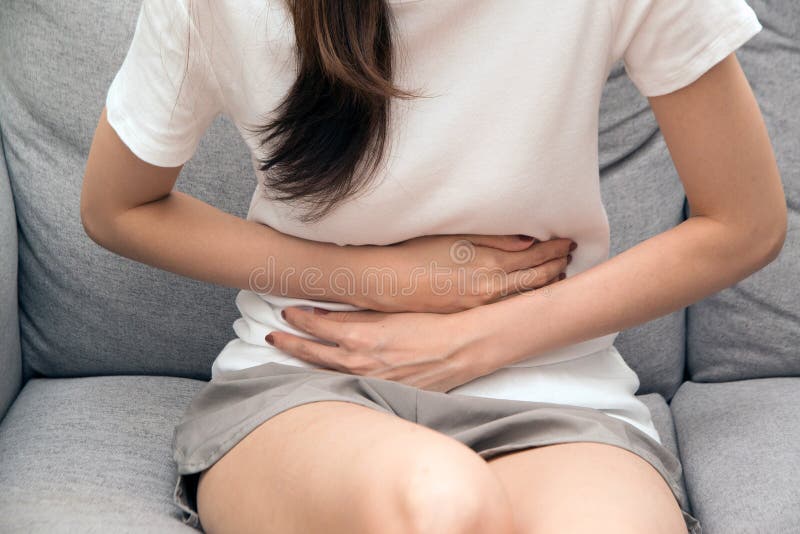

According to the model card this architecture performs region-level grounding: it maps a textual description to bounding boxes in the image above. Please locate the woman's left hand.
[267,307,492,392]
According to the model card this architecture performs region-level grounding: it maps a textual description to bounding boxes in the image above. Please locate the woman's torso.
[199,0,659,442]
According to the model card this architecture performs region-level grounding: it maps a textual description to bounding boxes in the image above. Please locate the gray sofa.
[0,1,797,532]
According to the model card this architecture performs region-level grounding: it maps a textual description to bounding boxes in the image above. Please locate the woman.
[81,0,786,532]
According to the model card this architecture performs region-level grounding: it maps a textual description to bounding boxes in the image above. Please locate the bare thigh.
[487,441,688,534]
[196,400,516,534]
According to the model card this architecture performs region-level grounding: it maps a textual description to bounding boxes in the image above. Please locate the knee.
[383,446,516,534]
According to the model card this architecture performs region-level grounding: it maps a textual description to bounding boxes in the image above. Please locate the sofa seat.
[0,376,202,533]
[0,373,686,533]
[671,378,800,533]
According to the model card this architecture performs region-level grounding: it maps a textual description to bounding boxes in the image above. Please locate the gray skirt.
[171,361,701,533]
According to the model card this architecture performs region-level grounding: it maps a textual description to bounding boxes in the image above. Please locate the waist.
[227,289,621,368]
[211,337,642,413]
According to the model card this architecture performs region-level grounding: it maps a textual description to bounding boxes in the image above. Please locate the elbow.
[79,188,114,249]
[80,204,104,247]
[749,204,788,268]
[762,212,787,265]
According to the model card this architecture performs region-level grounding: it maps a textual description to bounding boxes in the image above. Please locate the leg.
[196,400,516,534]
[487,441,688,534]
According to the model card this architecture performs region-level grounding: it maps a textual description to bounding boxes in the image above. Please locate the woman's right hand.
[352,234,575,313]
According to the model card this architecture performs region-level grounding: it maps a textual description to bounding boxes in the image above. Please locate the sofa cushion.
[0,131,22,421]
[599,61,687,400]
[0,374,685,532]
[637,391,692,514]
[671,378,800,533]
[637,392,681,464]
[0,375,204,533]
[0,0,254,380]
[686,0,800,382]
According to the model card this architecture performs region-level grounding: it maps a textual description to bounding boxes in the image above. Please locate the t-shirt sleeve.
[610,0,763,97]
[105,0,225,168]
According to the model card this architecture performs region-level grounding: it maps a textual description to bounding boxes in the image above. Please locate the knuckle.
[543,241,562,258]
[526,245,546,264]
[543,259,560,276]
[472,279,492,301]
[284,308,306,327]
[503,277,522,295]
[479,250,503,271]
[298,342,317,359]
[525,267,546,287]
[339,327,365,350]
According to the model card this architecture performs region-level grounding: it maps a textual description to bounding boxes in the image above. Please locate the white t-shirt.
[106,0,762,443]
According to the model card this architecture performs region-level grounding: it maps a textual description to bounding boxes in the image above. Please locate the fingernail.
[313,307,329,315]
[518,234,535,241]
[567,254,573,264]
[559,272,566,280]
[569,242,577,251]
[280,310,286,320]
[265,334,275,345]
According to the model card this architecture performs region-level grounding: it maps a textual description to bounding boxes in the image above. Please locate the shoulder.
[606,0,762,97]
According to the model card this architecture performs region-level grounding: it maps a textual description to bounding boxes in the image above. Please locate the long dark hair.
[255,1,432,222]
[187,1,428,222]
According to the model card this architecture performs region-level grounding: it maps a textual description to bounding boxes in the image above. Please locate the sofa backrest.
[0,1,254,382]
[0,0,738,400]
[0,132,22,421]
[685,0,800,383]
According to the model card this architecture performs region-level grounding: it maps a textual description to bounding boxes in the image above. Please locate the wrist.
[451,303,512,378]
[337,243,389,310]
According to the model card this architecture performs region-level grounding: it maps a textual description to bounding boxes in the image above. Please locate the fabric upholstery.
[686,0,800,382]
[0,374,684,533]
[671,379,800,533]
[0,130,22,422]
[0,376,204,533]
[0,0,254,381]
[599,61,688,400]
[640,392,694,516]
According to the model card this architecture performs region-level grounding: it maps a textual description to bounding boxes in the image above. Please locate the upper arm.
[81,106,182,238]
[647,53,786,252]
[608,0,786,255]
[81,0,224,238]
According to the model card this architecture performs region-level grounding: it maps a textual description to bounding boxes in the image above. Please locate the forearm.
[85,190,371,304]
[84,189,574,312]
[465,215,784,374]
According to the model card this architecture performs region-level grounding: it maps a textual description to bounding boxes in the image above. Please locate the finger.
[494,237,575,272]
[477,255,568,304]
[308,308,385,323]
[503,256,569,294]
[462,234,539,252]
[282,307,352,342]
[266,331,348,372]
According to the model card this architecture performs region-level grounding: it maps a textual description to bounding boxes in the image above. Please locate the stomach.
[216,289,621,371]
